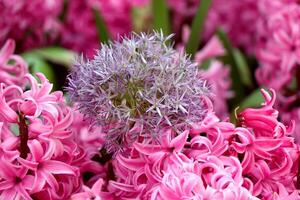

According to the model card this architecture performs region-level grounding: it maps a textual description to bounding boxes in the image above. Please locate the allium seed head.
[67,31,210,153]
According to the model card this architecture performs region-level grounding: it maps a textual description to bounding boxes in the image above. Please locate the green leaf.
[22,53,56,86]
[30,47,76,67]
[238,89,265,110]
[59,0,69,22]
[10,124,20,136]
[200,59,212,70]
[233,49,253,87]
[92,7,110,44]
[152,0,171,35]
[216,28,245,104]
[185,0,212,56]
[230,89,265,124]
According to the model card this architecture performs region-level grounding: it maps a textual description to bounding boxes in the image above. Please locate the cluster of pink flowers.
[2,1,300,195]
[0,41,88,199]
[70,88,300,199]
[0,71,89,199]
[0,30,299,198]
[0,0,63,51]
[0,0,149,57]
[254,0,300,142]
[65,31,299,199]
[255,0,300,90]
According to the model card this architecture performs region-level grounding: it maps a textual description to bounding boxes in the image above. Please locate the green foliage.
[233,49,253,87]
[185,0,211,56]
[216,28,246,105]
[22,52,56,85]
[230,89,265,124]
[28,47,76,66]
[152,0,171,35]
[22,47,76,90]
[93,7,110,43]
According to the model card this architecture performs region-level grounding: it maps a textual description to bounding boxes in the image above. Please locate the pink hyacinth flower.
[18,139,78,192]
[0,159,34,200]
[0,39,28,86]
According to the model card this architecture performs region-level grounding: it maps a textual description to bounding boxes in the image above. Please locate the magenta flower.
[0,39,28,86]
[18,139,78,192]
[256,1,300,90]
[152,156,257,200]
[231,128,283,173]
[255,0,300,143]
[235,89,299,198]
[0,159,34,200]
[0,0,63,51]
[281,108,300,143]
[238,89,282,137]
[0,72,85,199]
[21,73,63,118]
[71,109,105,159]
[265,183,300,200]
[194,36,225,63]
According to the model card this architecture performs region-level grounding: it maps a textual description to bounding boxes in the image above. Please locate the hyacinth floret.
[68,31,210,152]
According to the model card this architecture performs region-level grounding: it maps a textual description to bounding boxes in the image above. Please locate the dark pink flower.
[256,1,300,90]
[18,139,78,192]
[0,159,34,200]
[0,0,63,51]
[255,0,300,144]
[0,72,84,199]
[238,89,284,137]
[0,39,28,86]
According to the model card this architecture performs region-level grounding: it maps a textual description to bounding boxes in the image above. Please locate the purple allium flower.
[67,32,210,152]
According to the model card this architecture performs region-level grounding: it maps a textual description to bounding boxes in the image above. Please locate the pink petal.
[40,171,59,191]
[32,172,46,193]
[16,184,32,200]
[28,139,44,162]
[117,155,145,171]
[91,178,104,196]
[71,192,92,200]
[133,142,161,155]
[0,39,15,65]
[254,139,282,151]
[170,130,189,152]
[42,160,76,175]
[0,180,13,190]
[109,181,136,192]
[0,188,16,200]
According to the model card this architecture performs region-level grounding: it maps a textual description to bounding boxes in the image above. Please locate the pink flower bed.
[1,1,300,199]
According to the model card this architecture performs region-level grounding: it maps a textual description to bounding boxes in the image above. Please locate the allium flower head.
[67,32,210,152]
